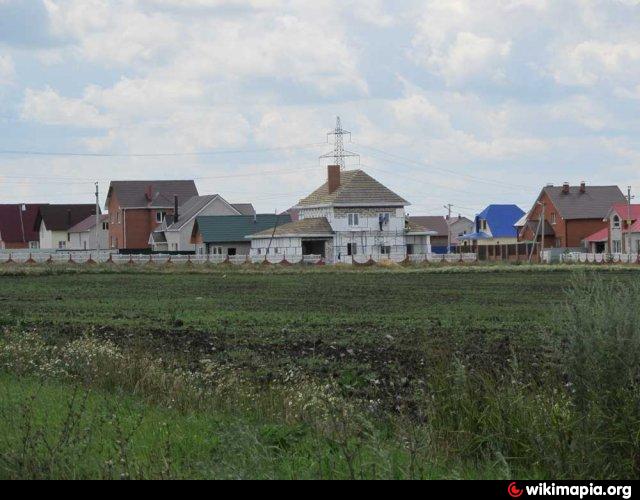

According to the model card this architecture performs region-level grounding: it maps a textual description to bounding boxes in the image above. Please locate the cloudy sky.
[0,0,639,217]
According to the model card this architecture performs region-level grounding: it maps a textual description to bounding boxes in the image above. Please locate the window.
[613,215,621,229]
[480,219,488,231]
[156,211,166,223]
[407,244,414,255]
[348,213,359,227]
[613,240,622,253]
[380,245,391,255]
[347,243,357,256]
[29,241,39,249]
[58,241,66,249]
[228,248,237,256]
[102,222,109,231]
[550,213,556,225]
[257,248,262,255]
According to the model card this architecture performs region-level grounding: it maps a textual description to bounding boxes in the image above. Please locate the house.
[105,180,199,251]
[192,214,291,256]
[68,214,110,251]
[149,195,256,252]
[518,183,626,249]
[0,204,44,249]
[34,204,98,249]
[459,204,525,246]
[409,216,449,253]
[448,215,475,247]
[246,166,434,262]
[585,203,640,254]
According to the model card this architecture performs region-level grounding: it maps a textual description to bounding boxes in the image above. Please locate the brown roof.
[409,216,448,236]
[231,203,256,216]
[69,214,109,233]
[36,205,98,232]
[297,170,409,207]
[543,185,626,220]
[106,180,198,209]
[248,217,334,238]
[0,204,45,244]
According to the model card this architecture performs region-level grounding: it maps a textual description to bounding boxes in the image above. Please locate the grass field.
[1,265,639,479]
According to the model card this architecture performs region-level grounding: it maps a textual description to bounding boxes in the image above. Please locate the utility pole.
[627,186,634,253]
[444,203,453,254]
[539,201,545,263]
[95,182,100,254]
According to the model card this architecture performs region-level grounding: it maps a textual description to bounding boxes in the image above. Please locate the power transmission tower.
[320,117,359,170]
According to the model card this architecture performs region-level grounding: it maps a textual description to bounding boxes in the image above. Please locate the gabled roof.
[543,185,625,220]
[0,204,44,243]
[106,180,198,209]
[607,203,640,222]
[36,205,98,232]
[69,214,109,234]
[165,195,231,231]
[409,216,448,236]
[195,214,292,243]
[231,203,256,216]
[248,217,333,238]
[297,170,409,208]
[476,204,525,238]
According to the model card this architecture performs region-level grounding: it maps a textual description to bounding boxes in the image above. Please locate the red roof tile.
[0,204,45,244]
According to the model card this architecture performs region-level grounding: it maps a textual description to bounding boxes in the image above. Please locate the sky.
[0,0,639,218]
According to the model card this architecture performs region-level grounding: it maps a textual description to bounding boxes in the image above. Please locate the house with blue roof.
[459,204,525,246]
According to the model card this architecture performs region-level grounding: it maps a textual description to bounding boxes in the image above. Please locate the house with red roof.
[0,204,45,250]
[585,203,640,254]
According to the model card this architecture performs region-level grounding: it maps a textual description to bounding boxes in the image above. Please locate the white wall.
[39,222,69,250]
[68,226,109,250]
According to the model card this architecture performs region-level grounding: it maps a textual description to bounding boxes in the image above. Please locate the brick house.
[519,183,626,249]
[0,204,44,249]
[105,180,198,251]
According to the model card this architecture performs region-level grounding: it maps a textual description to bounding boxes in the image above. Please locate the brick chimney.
[174,195,179,223]
[562,182,570,194]
[328,165,341,194]
[580,181,586,194]
[145,185,153,201]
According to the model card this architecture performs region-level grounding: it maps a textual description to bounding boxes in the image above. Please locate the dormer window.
[348,213,359,227]
[613,215,621,229]
[480,219,488,231]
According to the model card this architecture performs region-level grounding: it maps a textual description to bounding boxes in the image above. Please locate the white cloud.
[21,87,112,128]
[0,54,15,85]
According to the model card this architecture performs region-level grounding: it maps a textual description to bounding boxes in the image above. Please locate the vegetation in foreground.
[0,268,639,479]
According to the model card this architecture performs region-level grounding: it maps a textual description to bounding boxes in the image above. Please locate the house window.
[29,241,39,249]
[347,243,357,256]
[613,240,622,253]
[257,248,261,255]
[156,211,166,223]
[550,213,556,225]
[348,213,359,227]
[58,241,66,249]
[407,244,414,255]
[380,245,391,255]
[613,215,621,229]
[480,219,488,231]
[102,222,109,231]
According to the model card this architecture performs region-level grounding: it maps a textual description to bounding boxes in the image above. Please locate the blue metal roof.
[475,205,525,238]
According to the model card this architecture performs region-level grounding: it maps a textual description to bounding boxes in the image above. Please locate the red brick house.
[105,180,199,251]
[519,182,626,249]
[0,204,44,249]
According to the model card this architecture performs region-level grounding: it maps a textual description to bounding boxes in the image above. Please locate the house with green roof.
[191,214,291,257]
[246,165,434,263]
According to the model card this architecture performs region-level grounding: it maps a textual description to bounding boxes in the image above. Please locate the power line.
[0,142,327,158]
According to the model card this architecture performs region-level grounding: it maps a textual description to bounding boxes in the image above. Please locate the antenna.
[320,116,359,170]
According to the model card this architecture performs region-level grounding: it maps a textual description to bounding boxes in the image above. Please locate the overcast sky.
[0,0,639,217]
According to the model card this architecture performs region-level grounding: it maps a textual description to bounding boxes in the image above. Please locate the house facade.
[585,203,640,254]
[150,195,255,252]
[247,166,433,262]
[105,180,198,251]
[409,216,448,253]
[35,205,98,250]
[68,214,110,251]
[448,215,475,247]
[519,183,626,249]
[0,204,44,249]
[192,214,290,256]
[459,205,525,246]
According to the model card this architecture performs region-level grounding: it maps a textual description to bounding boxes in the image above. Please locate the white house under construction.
[247,165,434,263]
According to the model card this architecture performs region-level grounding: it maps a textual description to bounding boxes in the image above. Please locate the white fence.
[0,251,478,266]
[560,252,640,264]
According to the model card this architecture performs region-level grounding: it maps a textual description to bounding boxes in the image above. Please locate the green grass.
[0,266,639,479]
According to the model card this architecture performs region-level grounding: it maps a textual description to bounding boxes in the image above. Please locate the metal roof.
[36,205,98,232]
[106,180,198,209]
[0,204,44,243]
[409,216,448,236]
[543,185,626,220]
[476,204,525,238]
[195,214,292,243]
[69,214,109,233]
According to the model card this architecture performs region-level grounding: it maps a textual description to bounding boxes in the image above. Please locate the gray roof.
[249,217,334,238]
[231,203,256,216]
[409,216,448,236]
[297,170,409,208]
[543,185,626,220]
[106,180,198,209]
[195,214,292,243]
[166,195,226,231]
[69,214,109,233]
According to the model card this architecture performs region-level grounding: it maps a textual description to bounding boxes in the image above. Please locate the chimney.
[328,165,341,194]
[580,181,586,194]
[562,182,570,194]
[145,185,153,201]
[174,195,179,223]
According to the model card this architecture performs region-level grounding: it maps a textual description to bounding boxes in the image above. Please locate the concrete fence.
[559,252,640,264]
[0,251,478,266]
